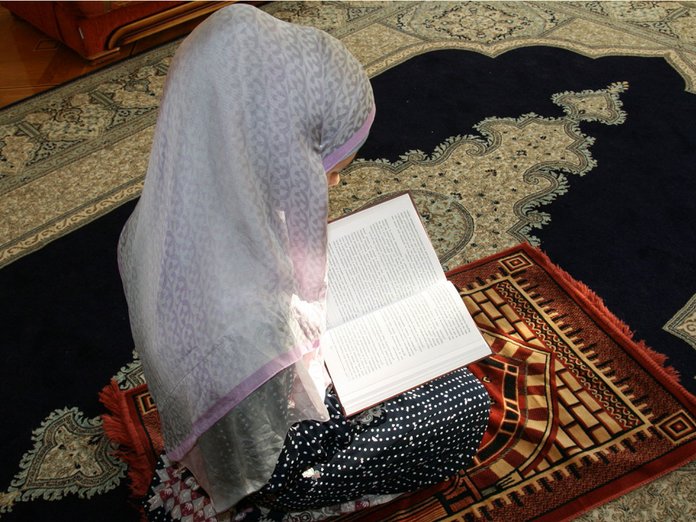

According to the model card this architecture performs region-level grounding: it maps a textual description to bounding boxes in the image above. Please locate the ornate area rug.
[99,244,696,522]
[2,2,696,520]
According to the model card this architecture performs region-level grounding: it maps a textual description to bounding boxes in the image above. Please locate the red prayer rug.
[100,244,696,521]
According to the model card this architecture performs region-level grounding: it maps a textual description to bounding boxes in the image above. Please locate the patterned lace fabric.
[116,4,374,512]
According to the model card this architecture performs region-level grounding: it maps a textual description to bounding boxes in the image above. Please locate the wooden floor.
[0,5,206,109]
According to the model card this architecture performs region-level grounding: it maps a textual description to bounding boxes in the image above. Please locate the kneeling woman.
[117,4,490,515]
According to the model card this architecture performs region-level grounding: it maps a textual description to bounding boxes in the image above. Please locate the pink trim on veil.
[169,338,321,461]
[322,105,376,172]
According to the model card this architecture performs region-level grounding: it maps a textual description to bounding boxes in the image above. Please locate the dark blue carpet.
[1,45,694,521]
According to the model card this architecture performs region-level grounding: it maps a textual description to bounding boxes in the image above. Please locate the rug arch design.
[3,1,696,267]
[362,41,696,94]
[328,1,696,93]
[0,408,125,515]
[329,83,628,270]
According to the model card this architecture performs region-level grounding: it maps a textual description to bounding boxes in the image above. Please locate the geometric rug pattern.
[101,244,696,522]
[342,244,696,521]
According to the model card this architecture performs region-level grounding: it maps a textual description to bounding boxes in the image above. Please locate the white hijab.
[117,4,374,511]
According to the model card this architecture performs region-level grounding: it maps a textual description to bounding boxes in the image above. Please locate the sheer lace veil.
[117,4,374,511]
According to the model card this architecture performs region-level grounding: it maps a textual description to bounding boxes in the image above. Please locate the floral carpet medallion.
[0,58,169,194]
[0,408,125,514]
[329,82,628,270]
[390,1,564,43]
[0,352,145,516]
[664,294,696,351]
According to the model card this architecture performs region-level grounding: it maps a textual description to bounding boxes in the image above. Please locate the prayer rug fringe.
[553,259,683,379]
[450,244,695,407]
[532,245,693,404]
[99,380,155,499]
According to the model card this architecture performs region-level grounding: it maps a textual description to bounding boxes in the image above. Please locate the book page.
[326,194,443,328]
[323,280,490,414]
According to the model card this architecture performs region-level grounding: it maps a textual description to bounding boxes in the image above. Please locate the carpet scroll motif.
[330,82,628,270]
[0,358,142,515]
[456,252,687,517]
[664,294,696,351]
[3,1,696,269]
[0,408,125,514]
[0,59,169,194]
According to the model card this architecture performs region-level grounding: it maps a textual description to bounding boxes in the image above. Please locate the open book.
[323,193,491,416]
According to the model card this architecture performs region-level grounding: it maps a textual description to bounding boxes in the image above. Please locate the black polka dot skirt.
[145,367,490,518]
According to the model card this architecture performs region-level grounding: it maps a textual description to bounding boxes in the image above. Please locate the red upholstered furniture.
[1,1,234,61]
